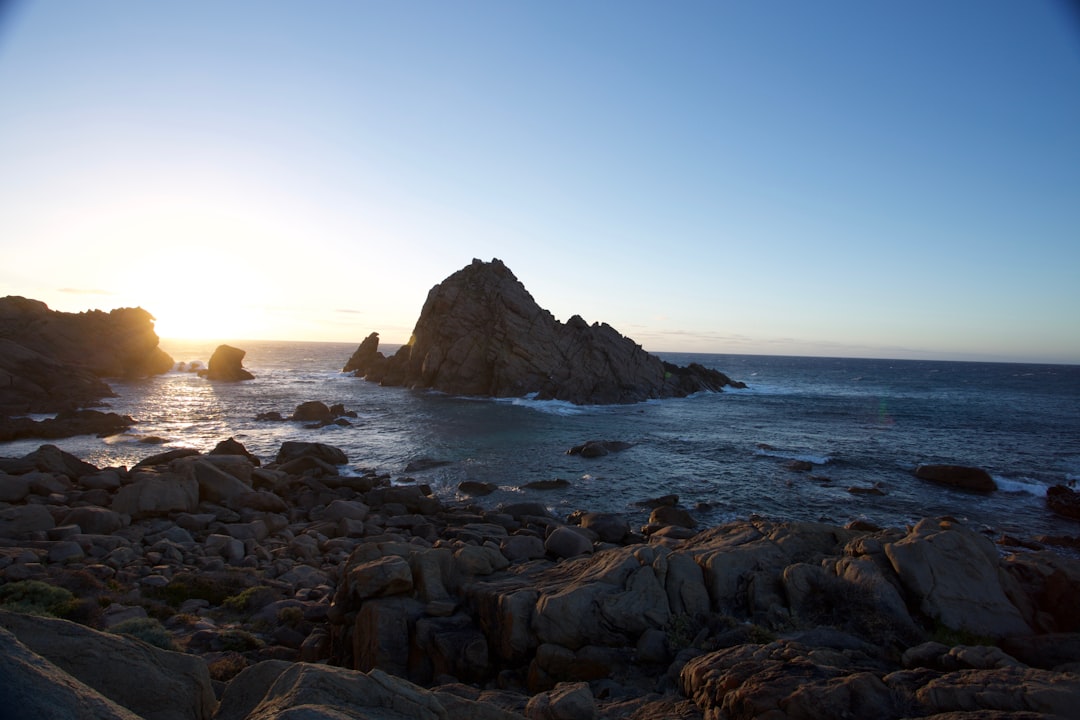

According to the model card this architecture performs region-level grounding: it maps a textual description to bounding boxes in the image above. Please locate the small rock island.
[344,258,744,404]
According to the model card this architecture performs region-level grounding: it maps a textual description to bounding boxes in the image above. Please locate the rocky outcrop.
[199,344,255,381]
[0,296,173,415]
[344,259,744,404]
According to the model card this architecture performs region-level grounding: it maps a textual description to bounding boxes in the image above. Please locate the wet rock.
[567,440,633,458]
[460,480,498,496]
[524,478,570,491]
[1046,484,1080,520]
[199,344,254,381]
[291,401,333,423]
[915,464,997,492]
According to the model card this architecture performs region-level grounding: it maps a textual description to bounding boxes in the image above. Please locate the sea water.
[3,340,1079,539]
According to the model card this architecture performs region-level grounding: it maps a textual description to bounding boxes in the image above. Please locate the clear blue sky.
[2,1,1078,362]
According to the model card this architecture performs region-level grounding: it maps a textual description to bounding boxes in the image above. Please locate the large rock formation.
[199,344,255,381]
[344,259,744,404]
[0,296,174,414]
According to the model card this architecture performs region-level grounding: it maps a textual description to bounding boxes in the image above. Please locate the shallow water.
[4,340,1079,539]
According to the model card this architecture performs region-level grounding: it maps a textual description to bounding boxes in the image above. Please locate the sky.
[1,1,1078,363]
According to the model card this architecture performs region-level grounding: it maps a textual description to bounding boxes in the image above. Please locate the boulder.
[291,401,333,422]
[111,470,199,519]
[199,344,254,381]
[914,464,997,492]
[61,507,125,535]
[0,626,143,720]
[209,437,262,466]
[884,518,1030,638]
[0,504,56,536]
[0,610,215,720]
[344,259,742,404]
[274,440,348,466]
[544,526,594,559]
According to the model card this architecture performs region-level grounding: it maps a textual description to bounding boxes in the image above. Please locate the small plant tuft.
[110,617,178,651]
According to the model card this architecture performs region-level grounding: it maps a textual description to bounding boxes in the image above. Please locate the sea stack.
[200,344,255,381]
[345,258,744,404]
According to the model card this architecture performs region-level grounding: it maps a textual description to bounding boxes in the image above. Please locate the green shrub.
[219,628,264,652]
[0,580,77,618]
[222,585,278,613]
[110,617,178,651]
[149,571,254,608]
[278,606,304,628]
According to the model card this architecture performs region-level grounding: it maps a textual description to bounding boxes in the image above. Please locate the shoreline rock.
[1,440,1079,720]
[343,259,745,405]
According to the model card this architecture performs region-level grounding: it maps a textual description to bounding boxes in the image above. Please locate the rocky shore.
[2,436,1080,720]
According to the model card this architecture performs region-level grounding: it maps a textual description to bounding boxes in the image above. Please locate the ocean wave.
[754,448,833,465]
[495,395,590,416]
[993,475,1048,497]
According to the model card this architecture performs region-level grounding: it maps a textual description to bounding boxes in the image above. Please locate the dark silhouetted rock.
[915,464,997,492]
[344,259,743,404]
[459,481,498,496]
[567,440,633,458]
[209,437,262,466]
[0,296,173,414]
[0,409,135,441]
[291,401,333,422]
[524,478,571,491]
[1047,485,1080,520]
[343,332,385,375]
[199,344,254,381]
[275,441,348,466]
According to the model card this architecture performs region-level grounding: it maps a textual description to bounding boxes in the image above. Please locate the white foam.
[754,449,832,465]
[495,395,589,416]
[993,475,1047,497]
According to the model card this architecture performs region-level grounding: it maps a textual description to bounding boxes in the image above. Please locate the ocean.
[5,340,1080,540]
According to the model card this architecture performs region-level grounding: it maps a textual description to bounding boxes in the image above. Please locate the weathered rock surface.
[0,295,173,415]
[199,344,255,381]
[0,626,144,720]
[344,259,744,405]
[0,610,215,720]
